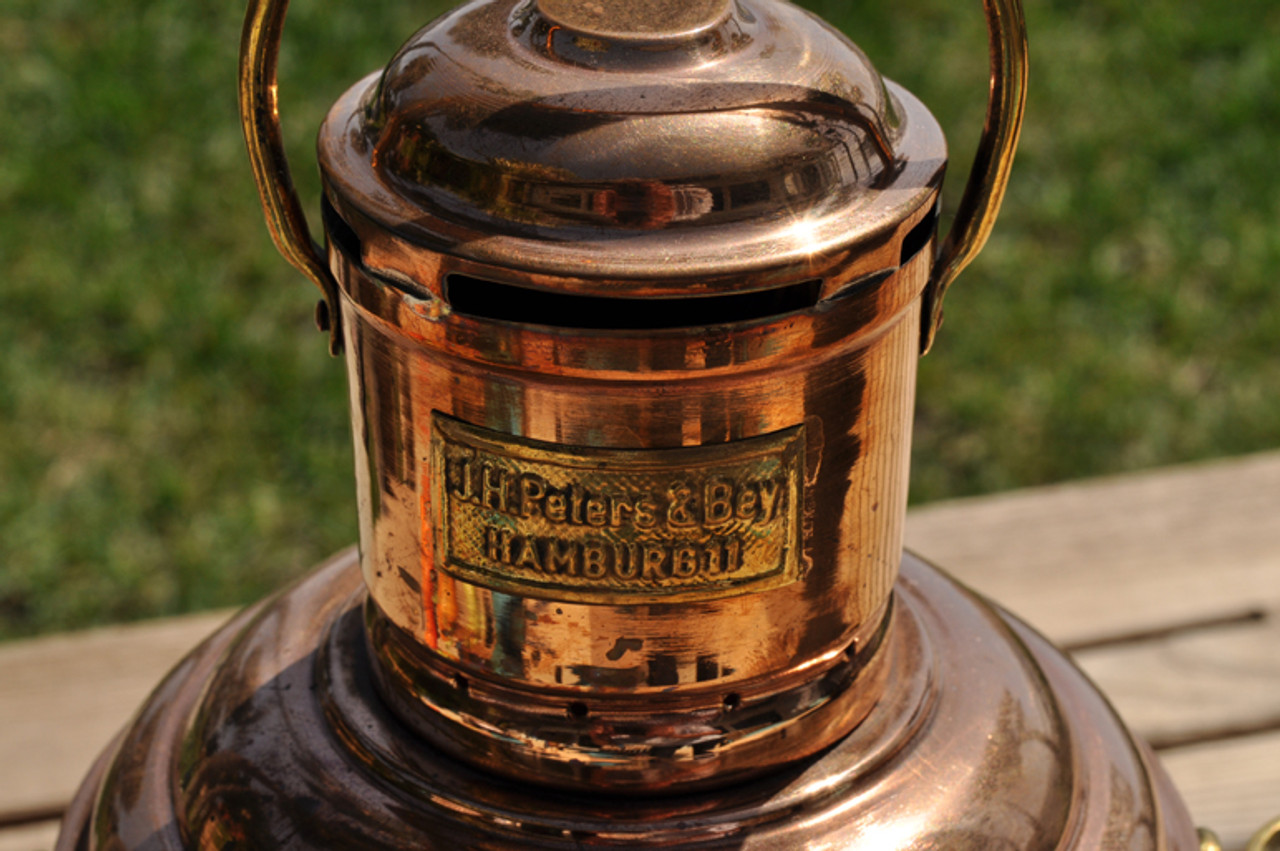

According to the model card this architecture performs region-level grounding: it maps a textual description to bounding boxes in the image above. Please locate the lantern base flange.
[57,548,1198,850]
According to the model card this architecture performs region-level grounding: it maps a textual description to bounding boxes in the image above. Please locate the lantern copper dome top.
[318,0,946,289]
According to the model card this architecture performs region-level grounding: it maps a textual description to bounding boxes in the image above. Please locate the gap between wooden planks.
[0,821,59,851]
[2,450,1278,849]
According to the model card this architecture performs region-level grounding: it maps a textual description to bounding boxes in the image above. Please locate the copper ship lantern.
[57,0,1215,848]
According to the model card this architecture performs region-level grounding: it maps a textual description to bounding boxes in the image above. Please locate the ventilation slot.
[322,195,362,260]
[446,275,823,330]
[899,202,940,267]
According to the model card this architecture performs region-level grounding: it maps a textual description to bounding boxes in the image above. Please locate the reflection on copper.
[58,0,1208,847]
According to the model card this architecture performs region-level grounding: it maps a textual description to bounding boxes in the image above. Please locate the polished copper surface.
[56,550,1199,849]
[319,0,926,287]
[536,0,732,40]
[333,222,929,790]
[312,0,958,790]
[57,0,1209,846]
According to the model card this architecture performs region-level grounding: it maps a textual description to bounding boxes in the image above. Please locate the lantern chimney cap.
[318,0,946,286]
[535,0,733,42]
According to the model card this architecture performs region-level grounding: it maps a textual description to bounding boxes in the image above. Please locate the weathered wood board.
[0,821,59,851]
[0,611,233,826]
[904,451,1280,645]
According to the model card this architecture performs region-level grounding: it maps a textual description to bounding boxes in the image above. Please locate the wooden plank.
[1159,730,1280,851]
[0,821,59,851]
[1073,611,1280,749]
[905,450,1280,646]
[0,611,232,823]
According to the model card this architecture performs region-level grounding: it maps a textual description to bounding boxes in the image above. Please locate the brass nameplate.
[431,415,804,604]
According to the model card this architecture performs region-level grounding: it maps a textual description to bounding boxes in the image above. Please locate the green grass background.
[1,0,1277,639]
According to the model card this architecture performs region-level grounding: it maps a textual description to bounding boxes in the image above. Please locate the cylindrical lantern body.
[318,0,943,790]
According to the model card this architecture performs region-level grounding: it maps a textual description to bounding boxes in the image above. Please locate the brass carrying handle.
[1198,815,1280,851]
[239,0,343,355]
[1249,816,1280,851]
[920,0,1028,354]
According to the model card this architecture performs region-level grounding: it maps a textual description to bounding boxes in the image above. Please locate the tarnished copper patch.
[431,415,804,603]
